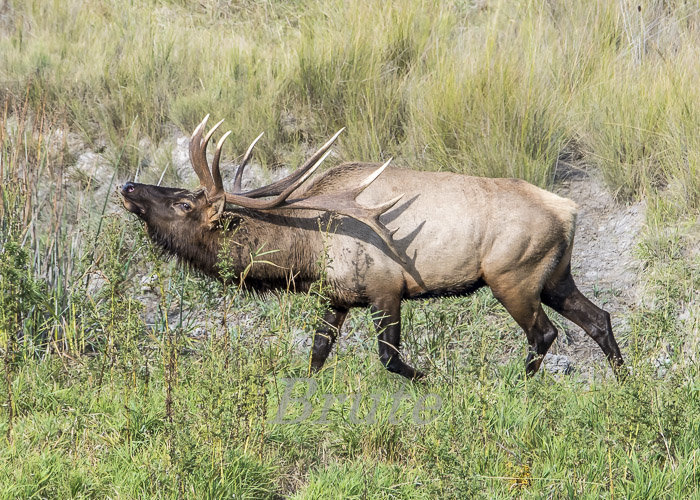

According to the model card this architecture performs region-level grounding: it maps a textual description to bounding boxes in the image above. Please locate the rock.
[140,274,158,293]
[173,135,196,185]
[555,171,645,310]
[85,273,108,297]
[190,327,208,340]
[654,355,671,378]
[71,151,113,188]
[543,354,574,375]
[49,128,86,160]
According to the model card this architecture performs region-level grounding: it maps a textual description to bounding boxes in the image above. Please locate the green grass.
[1,0,699,497]
[1,341,699,498]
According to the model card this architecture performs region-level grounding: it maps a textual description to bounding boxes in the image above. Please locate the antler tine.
[189,116,224,192]
[233,132,264,193]
[192,114,209,137]
[189,115,213,189]
[274,147,333,198]
[210,130,232,195]
[202,118,225,149]
[241,128,345,199]
[344,194,406,264]
[352,157,392,195]
[222,142,333,209]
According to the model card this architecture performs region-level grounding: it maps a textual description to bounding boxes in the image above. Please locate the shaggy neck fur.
[145,208,324,293]
[146,221,220,277]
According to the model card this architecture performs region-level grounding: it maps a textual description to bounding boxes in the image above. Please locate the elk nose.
[121,182,136,194]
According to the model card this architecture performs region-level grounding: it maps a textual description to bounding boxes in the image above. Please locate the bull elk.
[120,115,623,380]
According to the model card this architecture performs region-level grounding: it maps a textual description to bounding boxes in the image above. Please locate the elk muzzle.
[120,182,145,216]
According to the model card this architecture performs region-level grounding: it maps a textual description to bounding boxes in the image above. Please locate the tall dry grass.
[0,0,697,206]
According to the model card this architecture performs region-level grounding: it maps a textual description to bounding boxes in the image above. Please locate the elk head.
[120,115,406,265]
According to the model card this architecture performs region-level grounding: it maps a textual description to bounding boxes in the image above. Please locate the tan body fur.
[302,163,577,305]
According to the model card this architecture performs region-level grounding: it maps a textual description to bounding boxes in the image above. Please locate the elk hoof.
[384,358,425,381]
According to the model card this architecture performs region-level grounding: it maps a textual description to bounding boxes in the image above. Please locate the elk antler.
[232,131,264,193]
[189,117,406,264]
[233,128,346,199]
[189,116,342,204]
[189,115,224,192]
[275,159,406,264]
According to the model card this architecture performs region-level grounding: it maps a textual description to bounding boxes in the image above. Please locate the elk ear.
[206,196,226,227]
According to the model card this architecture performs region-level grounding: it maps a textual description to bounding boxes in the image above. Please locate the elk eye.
[175,202,191,211]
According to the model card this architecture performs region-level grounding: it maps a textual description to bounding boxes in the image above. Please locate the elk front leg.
[310,306,348,372]
[371,296,425,380]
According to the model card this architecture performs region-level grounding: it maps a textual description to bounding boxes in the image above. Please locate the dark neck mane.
[146,209,323,292]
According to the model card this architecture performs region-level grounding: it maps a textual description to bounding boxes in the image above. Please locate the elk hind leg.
[541,271,623,371]
[310,306,348,372]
